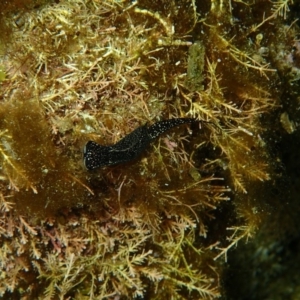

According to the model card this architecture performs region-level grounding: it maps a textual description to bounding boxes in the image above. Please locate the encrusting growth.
[0,0,294,298]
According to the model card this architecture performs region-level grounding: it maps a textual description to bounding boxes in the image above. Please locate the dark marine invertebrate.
[84,118,198,170]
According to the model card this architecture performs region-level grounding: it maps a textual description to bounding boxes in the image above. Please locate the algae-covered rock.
[0,0,298,298]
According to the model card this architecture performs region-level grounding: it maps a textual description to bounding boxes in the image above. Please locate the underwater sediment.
[0,0,299,299]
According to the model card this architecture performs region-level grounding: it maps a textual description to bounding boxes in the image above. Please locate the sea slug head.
[83,141,110,170]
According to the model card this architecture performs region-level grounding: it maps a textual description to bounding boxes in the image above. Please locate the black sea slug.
[83,118,198,170]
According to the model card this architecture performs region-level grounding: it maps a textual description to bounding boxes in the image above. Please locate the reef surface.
[0,0,299,299]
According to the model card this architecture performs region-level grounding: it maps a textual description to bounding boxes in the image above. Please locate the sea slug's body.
[83,118,197,170]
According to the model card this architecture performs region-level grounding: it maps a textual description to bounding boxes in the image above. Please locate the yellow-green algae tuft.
[0,100,93,215]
